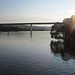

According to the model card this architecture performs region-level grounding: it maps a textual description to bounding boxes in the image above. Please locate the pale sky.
[0,0,75,23]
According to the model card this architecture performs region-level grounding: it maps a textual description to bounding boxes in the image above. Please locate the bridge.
[0,22,63,25]
[0,22,63,38]
[0,22,63,30]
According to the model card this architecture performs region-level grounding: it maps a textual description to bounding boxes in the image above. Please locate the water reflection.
[0,31,32,39]
[50,38,75,61]
[30,30,32,38]
[0,31,75,75]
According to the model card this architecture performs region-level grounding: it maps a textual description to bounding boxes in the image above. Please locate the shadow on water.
[50,38,75,61]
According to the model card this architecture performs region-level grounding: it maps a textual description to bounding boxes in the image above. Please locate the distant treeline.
[0,25,51,31]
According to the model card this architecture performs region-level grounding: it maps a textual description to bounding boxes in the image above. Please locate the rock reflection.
[50,39,75,61]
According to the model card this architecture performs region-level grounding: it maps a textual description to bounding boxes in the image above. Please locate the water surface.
[0,31,75,75]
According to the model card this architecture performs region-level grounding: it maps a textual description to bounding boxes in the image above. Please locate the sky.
[0,0,75,23]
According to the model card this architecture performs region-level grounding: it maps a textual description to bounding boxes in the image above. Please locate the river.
[0,31,75,75]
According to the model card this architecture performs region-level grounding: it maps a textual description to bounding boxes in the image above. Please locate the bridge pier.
[30,24,32,31]
[30,24,32,38]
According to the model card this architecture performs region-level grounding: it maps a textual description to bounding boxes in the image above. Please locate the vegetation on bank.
[0,25,51,31]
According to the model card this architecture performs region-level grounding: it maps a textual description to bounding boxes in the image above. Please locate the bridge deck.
[0,22,63,25]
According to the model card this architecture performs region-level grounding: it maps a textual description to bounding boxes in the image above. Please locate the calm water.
[0,31,75,75]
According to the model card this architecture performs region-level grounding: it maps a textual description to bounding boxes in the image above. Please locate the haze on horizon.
[0,0,75,23]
